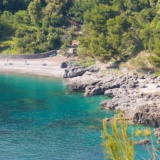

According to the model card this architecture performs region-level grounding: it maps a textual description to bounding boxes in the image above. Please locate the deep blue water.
[0,74,159,160]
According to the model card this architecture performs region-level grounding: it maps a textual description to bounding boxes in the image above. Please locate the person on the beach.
[25,60,28,65]
[5,59,8,65]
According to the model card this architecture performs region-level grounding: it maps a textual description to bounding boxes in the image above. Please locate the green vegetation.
[101,114,159,160]
[0,0,160,69]
[74,0,160,70]
[102,115,134,160]
[0,0,71,54]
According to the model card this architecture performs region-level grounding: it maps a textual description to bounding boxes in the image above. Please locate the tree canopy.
[0,0,160,68]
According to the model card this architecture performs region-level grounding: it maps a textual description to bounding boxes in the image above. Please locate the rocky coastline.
[62,61,160,127]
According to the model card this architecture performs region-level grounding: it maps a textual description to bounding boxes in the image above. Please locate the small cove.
[0,73,159,159]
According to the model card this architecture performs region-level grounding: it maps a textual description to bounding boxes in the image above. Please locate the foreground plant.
[101,114,160,160]
[101,114,134,160]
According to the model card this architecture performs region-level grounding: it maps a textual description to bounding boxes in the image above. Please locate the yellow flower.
[143,128,151,137]
[135,129,142,137]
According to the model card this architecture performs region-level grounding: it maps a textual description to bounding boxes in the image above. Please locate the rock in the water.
[135,138,149,145]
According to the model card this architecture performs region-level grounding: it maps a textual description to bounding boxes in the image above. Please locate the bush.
[101,114,134,160]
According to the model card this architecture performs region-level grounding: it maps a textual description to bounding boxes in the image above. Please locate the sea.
[0,73,159,160]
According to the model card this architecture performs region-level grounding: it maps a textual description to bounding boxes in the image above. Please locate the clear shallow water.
[0,74,159,160]
[0,74,115,160]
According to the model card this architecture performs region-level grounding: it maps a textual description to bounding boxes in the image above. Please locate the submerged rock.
[135,138,149,145]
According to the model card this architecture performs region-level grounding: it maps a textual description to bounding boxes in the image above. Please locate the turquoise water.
[0,74,115,160]
[0,74,159,160]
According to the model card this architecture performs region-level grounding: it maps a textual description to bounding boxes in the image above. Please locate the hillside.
[0,0,160,71]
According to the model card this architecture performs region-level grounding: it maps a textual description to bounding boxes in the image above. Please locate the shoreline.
[1,54,160,128]
[0,55,68,78]
[63,63,160,127]
[0,65,64,78]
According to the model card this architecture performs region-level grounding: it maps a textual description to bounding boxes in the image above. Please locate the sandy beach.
[0,54,69,77]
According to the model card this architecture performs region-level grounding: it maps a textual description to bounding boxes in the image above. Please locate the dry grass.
[120,51,153,72]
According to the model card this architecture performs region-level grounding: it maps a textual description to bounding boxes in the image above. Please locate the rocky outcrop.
[113,102,160,127]
[63,64,160,127]
[60,62,67,68]
[100,90,160,127]
[63,66,99,78]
